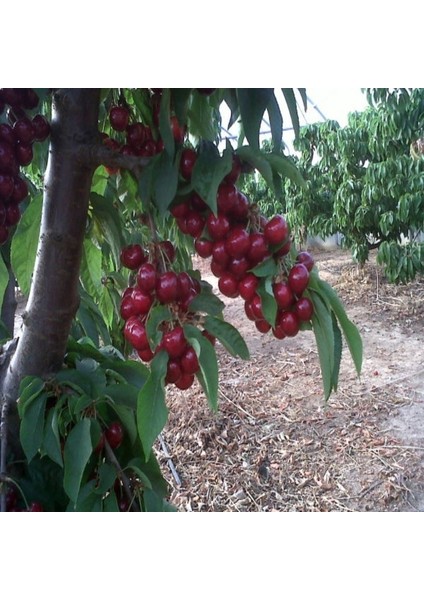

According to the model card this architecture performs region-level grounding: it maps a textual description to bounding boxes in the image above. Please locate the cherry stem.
[103,439,140,512]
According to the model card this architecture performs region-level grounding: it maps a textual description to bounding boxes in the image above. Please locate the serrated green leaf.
[137,351,168,460]
[184,324,219,411]
[236,88,273,150]
[11,192,42,296]
[204,316,250,360]
[63,418,93,504]
[20,391,48,463]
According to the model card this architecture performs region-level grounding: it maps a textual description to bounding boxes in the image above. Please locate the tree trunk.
[1,88,101,451]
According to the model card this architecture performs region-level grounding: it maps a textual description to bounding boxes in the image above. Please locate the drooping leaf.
[80,238,103,299]
[137,350,168,459]
[309,289,335,401]
[153,151,180,214]
[192,143,233,214]
[282,88,301,139]
[184,324,219,411]
[20,391,48,463]
[236,88,273,150]
[146,304,172,350]
[332,313,343,392]
[188,288,225,317]
[11,192,42,296]
[90,192,126,268]
[63,418,93,504]
[257,277,278,328]
[203,316,250,360]
[42,407,64,467]
[267,91,283,153]
[17,376,45,418]
[250,256,278,278]
[158,88,175,158]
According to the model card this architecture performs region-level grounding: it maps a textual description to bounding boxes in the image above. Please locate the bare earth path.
[156,248,424,511]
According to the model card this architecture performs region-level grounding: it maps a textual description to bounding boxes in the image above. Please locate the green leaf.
[257,277,278,328]
[204,316,250,360]
[223,89,240,129]
[172,88,192,126]
[42,407,63,467]
[310,291,335,402]
[137,351,168,460]
[250,256,278,277]
[188,288,225,316]
[110,403,138,446]
[192,143,233,214]
[17,376,45,417]
[90,192,126,268]
[236,88,273,150]
[184,324,219,411]
[266,153,306,188]
[102,359,149,388]
[153,151,179,214]
[158,88,175,158]
[314,278,363,376]
[267,92,283,153]
[236,146,275,190]
[63,418,93,504]
[80,238,103,299]
[11,192,42,296]
[126,458,153,489]
[188,93,220,142]
[0,253,10,318]
[103,491,119,512]
[146,304,172,350]
[20,391,48,463]
[332,314,343,392]
[282,88,301,139]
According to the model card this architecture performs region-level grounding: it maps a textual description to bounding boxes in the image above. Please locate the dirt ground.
[155,248,424,512]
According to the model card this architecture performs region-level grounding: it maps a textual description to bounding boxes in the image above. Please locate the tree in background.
[0,88,361,512]
[259,88,424,283]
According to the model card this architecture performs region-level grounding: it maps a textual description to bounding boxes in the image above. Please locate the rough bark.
[1,88,101,452]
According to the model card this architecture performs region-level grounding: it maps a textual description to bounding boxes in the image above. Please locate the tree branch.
[77,142,152,172]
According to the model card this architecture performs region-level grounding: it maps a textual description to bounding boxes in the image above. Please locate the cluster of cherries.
[0,88,50,244]
[120,239,215,391]
[102,90,185,175]
[4,485,43,512]
[171,149,315,339]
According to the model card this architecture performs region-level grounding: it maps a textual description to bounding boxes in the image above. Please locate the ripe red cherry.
[175,373,195,390]
[273,281,294,309]
[176,272,194,301]
[170,200,190,219]
[123,316,150,350]
[136,263,157,292]
[272,324,286,340]
[170,116,186,144]
[5,203,20,226]
[162,326,187,359]
[120,244,146,270]
[231,191,249,221]
[296,251,315,272]
[137,347,155,362]
[166,358,182,384]
[0,142,16,174]
[294,297,314,321]
[288,263,310,296]
[275,239,292,257]
[0,225,9,245]
[10,176,28,203]
[210,259,226,278]
[185,211,205,238]
[225,227,251,259]
[126,122,147,149]
[264,215,289,246]
[15,142,33,166]
[0,124,15,146]
[228,256,250,280]
[247,233,269,265]
[217,184,237,214]
[238,273,259,301]
[255,319,271,334]
[250,294,264,320]
[130,288,153,315]
[158,240,176,264]
[156,271,178,304]
[244,300,257,321]
[21,89,39,110]
[109,106,130,132]
[28,502,44,512]
[218,273,239,298]
[180,148,197,180]
[32,115,50,141]
[106,422,124,449]
[194,237,213,259]
[206,213,230,241]
[190,192,208,212]
[13,117,35,144]
[180,346,200,375]
[0,174,14,200]
[277,311,300,337]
